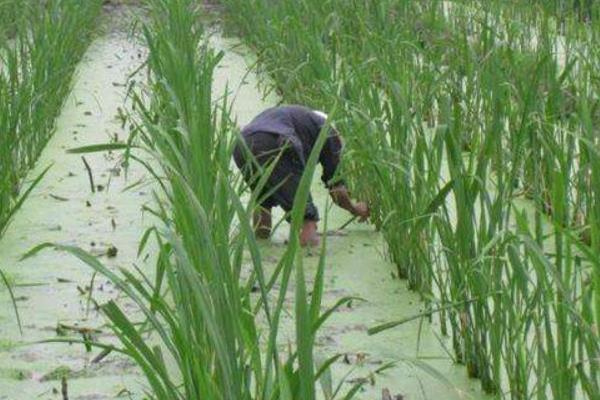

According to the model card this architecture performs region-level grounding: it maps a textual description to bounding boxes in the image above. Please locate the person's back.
[241,105,326,162]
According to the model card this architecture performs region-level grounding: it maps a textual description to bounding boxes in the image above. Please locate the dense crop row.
[527,0,597,21]
[219,0,600,398]
[0,0,101,235]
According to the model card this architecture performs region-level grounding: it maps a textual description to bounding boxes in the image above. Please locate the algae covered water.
[0,10,491,400]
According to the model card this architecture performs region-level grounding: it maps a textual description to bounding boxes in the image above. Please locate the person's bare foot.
[253,207,272,239]
[299,220,320,247]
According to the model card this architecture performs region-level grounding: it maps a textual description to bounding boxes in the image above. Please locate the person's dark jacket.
[240,105,343,188]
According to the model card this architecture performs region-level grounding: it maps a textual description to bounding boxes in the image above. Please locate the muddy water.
[0,21,488,400]
[0,27,150,399]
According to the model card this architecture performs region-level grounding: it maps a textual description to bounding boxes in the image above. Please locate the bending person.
[233,105,369,247]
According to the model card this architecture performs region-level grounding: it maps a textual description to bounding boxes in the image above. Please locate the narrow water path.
[0,19,149,399]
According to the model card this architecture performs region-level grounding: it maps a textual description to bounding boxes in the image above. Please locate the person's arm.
[329,184,354,213]
[329,184,370,221]
[318,129,370,220]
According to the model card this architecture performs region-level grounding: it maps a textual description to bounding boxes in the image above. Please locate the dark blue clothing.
[235,105,344,221]
[240,105,343,188]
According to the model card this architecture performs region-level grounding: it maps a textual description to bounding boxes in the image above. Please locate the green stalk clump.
[29,0,362,398]
[0,0,102,235]
[218,0,600,398]
[0,0,101,332]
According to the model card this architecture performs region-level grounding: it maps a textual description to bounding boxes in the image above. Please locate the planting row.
[219,0,599,398]
[0,0,102,235]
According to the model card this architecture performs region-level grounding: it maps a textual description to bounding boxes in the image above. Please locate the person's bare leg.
[253,207,272,239]
[299,220,320,247]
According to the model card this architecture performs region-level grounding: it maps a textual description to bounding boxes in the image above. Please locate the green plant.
[217,0,600,397]
[0,0,102,236]
[0,0,101,333]
[25,0,362,398]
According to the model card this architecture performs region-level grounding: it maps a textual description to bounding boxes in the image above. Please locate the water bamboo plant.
[26,0,362,398]
[218,0,600,397]
[0,0,102,236]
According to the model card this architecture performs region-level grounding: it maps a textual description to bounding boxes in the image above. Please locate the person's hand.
[352,202,370,222]
[299,220,320,247]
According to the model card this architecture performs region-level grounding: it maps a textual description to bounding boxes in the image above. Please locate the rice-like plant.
[26,0,362,398]
[217,0,600,397]
[0,0,102,236]
[0,0,101,333]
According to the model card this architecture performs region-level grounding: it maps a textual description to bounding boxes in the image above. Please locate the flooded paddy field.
[0,16,487,400]
[1,1,598,399]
